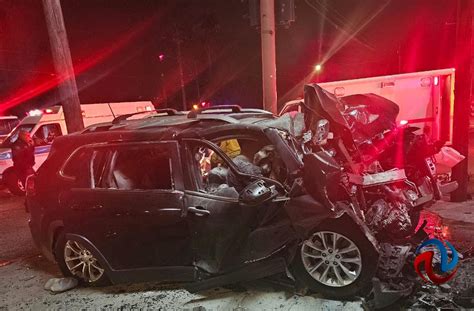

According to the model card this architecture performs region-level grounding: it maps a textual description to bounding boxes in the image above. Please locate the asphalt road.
[0,194,37,263]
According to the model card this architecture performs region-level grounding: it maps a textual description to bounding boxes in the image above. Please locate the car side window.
[33,123,62,146]
[190,143,239,198]
[214,137,287,184]
[107,145,174,190]
[91,149,110,188]
[61,149,93,188]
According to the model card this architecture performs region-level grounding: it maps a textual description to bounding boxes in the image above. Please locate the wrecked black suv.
[27,106,380,298]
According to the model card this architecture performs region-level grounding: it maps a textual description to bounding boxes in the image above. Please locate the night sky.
[0,0,457,116]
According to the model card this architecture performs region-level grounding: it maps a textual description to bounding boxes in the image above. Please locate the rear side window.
[108,146,173,190]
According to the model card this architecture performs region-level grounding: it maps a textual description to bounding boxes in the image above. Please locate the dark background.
[0,0,457,116]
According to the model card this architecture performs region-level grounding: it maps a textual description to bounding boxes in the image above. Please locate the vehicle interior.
[62,145,175,191]
[108,147,173,190]
[190,136,287,197]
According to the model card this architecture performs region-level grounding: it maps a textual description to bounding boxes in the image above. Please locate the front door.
[182,139,262,274]
[61,141,192,270]
[184,191,257,274]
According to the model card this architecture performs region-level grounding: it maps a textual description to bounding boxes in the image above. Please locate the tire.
[54,232,110,286]
[290,218,378,299]
[3,168,25,196]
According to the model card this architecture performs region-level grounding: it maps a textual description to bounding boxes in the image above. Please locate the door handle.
[187,206,210,216]
[70,204,103,210]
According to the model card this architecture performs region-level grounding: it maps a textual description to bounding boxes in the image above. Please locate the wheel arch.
[2,166,15,177]
[330,212,381,254]
[285,195,380,254]
[49,221,64,260]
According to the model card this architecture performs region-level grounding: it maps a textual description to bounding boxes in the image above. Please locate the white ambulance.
[280,68,456,143]
[0,101,154,194]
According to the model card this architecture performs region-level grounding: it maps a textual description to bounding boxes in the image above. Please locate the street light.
[314,64,322,72]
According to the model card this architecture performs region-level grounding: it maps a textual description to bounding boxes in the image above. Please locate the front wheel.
[290,218,378,299]
[54,233,109,286]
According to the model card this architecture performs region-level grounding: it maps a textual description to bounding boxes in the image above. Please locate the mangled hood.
[303,84,400,144]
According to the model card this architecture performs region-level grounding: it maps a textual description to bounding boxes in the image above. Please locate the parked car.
[26,107,381,298]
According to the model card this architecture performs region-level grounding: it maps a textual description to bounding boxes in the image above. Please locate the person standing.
[11,130,35,187]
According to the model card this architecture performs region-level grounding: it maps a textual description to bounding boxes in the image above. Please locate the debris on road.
[44,277,78,293]
[454,286,474,308]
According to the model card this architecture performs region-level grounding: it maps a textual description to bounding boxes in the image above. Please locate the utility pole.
[174,28,187,111]
[42,0,84,132]
[260,0,278,114]
[451,0,472,202]
[193,61,201,101]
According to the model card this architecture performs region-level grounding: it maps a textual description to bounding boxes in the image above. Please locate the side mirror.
[312,119,330,145]
[239,180,277,206]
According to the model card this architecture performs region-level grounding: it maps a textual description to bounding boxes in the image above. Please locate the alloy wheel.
[64,240,105,283]
[301,231,362,287]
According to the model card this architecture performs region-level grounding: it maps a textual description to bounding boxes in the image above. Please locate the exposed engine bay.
[283,84,464,306]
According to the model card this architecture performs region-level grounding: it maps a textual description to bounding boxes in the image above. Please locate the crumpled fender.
[332,202,381,253]
[285,195,380,253]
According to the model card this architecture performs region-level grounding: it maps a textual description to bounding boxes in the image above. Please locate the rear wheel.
[54,233,109,286]
[291,218,377,298]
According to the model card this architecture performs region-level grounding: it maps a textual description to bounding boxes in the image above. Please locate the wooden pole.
[260,0,278,114]
[174,27,187,111]
[451,0,472,201]
[42,0,84,133]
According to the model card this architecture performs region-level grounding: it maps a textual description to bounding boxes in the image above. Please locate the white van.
[0,101,154,194]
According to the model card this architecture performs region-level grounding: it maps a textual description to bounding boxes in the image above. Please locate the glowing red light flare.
[0,15,158,114]
[400,120,409,125]
[158,54,165,62]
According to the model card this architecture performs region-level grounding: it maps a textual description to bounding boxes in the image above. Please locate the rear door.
[60,141,192,270]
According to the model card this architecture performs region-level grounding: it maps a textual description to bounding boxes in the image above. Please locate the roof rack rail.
[187,105,272,119]
[112,109,180,124]
[187,105,243,118]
